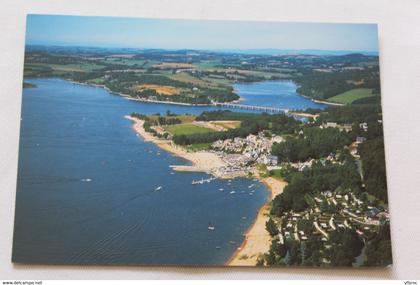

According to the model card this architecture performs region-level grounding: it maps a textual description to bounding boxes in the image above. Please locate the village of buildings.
[206,119,388,250]
[211,132,282,177]
[147,112,389,250]
[274,191,390,254]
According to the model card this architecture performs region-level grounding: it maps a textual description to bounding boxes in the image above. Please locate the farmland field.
[211,121,241,129]
[327,88,377,104]
[133,84,181,95]
[147,115,196,124]
[165,123,217,136]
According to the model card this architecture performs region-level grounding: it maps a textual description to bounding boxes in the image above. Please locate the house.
[314,197,323,203]
[325,122,338,128]
[340,123,353,132]
[359,122,368,132]
[356,136,366,144]
[264,155,278,166]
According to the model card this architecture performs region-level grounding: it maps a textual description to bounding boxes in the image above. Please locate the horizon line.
[25,44,379,56]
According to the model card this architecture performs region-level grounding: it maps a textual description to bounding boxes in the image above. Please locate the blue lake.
[13,78,324,265]
[234,80,326,110]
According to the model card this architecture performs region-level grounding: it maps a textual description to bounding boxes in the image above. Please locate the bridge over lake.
[215,102,289,113]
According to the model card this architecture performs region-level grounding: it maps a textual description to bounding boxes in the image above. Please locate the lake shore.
[69,78,325,119]
[298,92,344,107]
[227,176,287,266]
[125,116,227,174]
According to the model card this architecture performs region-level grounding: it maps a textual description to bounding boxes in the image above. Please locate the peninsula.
[125,113,288,264]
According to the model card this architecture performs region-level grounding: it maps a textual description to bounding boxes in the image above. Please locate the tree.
[266,218,279,237]
[365,223,392,266]
[359,137,388,201]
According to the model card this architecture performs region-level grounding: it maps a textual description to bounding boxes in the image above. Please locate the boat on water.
[208,223,215,231]
[248,184,255,188]
[192,177,215,185]
[155,186,162,191]
[81,178,92,182]
[230,191,236,194]
[219,188,224,191]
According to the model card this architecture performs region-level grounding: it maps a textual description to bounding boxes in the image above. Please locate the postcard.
[13,14,391,267]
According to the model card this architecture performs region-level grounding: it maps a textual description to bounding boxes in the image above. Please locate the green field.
[186,142,212,151]
[25,63,105,76]
[147,115,196,124]
[327,88,376,104]
[165,123,216,136]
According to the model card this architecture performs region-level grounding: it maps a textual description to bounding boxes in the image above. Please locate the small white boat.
[155,186,162,191]
[191,179,204,185]
[219,188,224,192]
[230,191,236,194]
[81,178,92,182]
[208,223,215,231]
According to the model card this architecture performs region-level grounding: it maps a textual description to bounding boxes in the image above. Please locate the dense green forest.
[359,138,388,201]
[364,223,393,266]
[271,127,354,162]
[317,105,382,125]
[294,66,380,101]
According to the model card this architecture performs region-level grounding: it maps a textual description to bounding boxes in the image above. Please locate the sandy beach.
[227,177,287,266]
[125,116,227,173]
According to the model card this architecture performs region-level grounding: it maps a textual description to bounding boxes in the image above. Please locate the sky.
[25,14,379,53]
